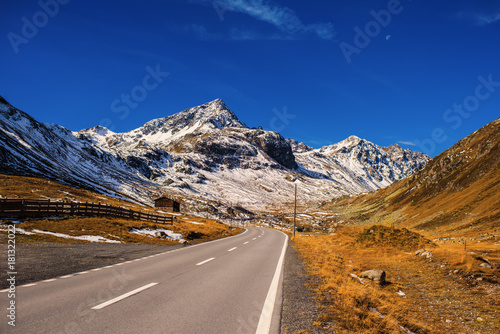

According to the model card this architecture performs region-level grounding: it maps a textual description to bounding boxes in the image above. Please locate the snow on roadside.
[31,229,121,243]
[0,225,120,242]
[129,228,185,242]
[0,226,35,235]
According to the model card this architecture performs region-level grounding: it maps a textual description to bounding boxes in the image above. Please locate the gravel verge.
[281,241,324,334]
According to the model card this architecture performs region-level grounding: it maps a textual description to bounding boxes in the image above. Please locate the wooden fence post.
[20,200,25,217]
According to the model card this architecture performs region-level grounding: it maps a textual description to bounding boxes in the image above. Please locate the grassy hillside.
[324,118,500,239]
[0,174,150,211]
[0,174,239,244]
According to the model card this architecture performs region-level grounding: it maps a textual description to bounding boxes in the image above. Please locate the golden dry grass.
[293,226,500,333]
[0,174,241,244]
[1,215,240,245]
[0,174,150,211]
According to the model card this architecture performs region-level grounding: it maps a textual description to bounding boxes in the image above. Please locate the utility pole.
[293,184,297,239]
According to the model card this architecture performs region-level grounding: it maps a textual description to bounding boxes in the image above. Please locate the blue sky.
[1,0,499,156]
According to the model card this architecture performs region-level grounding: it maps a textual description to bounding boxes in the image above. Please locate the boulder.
[480,263,493,269]
[359,270,386,284]
[415,249,426,256]
[415,249,432,258]
[421,251,433,258]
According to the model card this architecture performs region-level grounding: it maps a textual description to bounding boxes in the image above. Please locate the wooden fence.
[0,199,173,224]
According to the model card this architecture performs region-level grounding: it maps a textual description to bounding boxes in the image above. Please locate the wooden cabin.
[154,197,181,213]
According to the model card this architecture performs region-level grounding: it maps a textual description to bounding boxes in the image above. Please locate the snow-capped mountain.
[0,96,156,204]
[0,96,430,211]
[294,135,428,192]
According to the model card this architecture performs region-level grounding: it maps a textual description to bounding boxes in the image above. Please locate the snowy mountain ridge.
[0,96,430,211]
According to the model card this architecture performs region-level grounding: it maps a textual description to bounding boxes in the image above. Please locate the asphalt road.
[1,228,288,334]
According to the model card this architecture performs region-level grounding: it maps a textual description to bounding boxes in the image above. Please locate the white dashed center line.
[228,247,237,252]
[91,283,158,310]
[196,258,215,266]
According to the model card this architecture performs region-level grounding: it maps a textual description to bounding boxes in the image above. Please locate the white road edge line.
[91,283,158,310]
[42,278,57,282]
[228,247,237,252]
[255,231,289,334]
[196,257,215,266]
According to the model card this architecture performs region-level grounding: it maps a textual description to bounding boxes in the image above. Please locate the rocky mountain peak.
[127,98,247,141]
[0,95,433,210]
[82,125,115,137]
[191,98,246,130]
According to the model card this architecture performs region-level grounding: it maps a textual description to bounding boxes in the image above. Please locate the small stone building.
[154,196,181,212]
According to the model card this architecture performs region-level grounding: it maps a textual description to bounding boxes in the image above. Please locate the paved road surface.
[1,228,288,334]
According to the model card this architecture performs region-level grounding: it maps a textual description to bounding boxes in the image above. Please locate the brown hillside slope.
[328,117,500,238]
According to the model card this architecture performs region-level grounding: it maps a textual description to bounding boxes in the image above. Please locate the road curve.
[1,227,288,334]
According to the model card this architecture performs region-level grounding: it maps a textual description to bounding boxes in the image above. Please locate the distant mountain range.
[0,96,429,211]
[330,116,500,237]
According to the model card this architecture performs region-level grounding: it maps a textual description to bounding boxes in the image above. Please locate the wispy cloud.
[191,0,336,40]
[456,8,500,27]
[474,13,500,26]
[184,24,221,41]
[183,24,294,41]
[397,141,417,146]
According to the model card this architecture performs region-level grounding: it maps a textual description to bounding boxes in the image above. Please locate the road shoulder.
[281,240,323,333]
